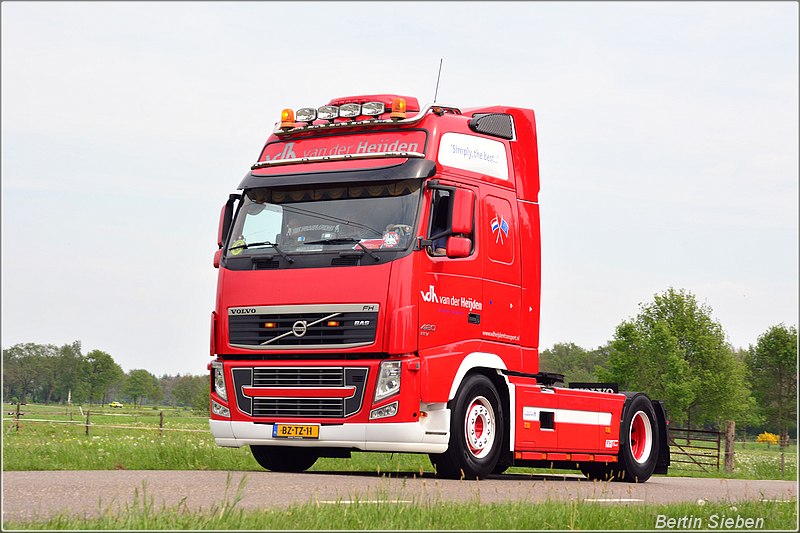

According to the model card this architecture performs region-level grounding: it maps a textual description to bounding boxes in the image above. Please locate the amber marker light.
[326,321,340,327]
[280,109,295,130]
[390,97,406,120]
[264,322,277,328]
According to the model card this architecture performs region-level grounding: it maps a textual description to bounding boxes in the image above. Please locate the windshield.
[226,179,422,257]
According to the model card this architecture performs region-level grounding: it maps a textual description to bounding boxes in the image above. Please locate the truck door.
[480,191,522,359]
[417,183,482,353]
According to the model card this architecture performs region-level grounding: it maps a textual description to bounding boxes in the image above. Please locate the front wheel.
[430,374,504,479]
[250,445,318,472]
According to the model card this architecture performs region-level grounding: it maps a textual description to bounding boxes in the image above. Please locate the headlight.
[369,401,398,420]
[212,400,230,418]
[211,361,227,401]
[374,360,401,402]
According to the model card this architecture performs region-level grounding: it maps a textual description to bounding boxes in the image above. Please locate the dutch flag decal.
[491,215,509,243]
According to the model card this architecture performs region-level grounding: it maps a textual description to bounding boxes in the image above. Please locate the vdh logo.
[490,214,509,244]
[421,285,439,303]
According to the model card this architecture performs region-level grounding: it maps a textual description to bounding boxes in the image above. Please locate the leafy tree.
[171,374,210,412]
[124,369,161,407]
[55,341,89,404]
[85,350,123,406]
[37,344,63,405]
[599,287,755,428]
[3,343,44,404]
[746,324,797,447]
[539,342,610,384]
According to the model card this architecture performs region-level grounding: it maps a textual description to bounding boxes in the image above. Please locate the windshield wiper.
[304,238,380,262]
[230,241,294,264]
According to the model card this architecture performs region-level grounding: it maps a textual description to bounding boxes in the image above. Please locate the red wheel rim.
[629,410,653,463]
[465,396,495,459]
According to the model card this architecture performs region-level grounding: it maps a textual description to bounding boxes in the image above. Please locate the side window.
[426,188,475,257]
[427,190,451,255]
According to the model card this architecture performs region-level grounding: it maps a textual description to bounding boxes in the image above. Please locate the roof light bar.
[296,107,317,124]
[317,105,339,121]
[339,103,361,118]
[361,101,385,116]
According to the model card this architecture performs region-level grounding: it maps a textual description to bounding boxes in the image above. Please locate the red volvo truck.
[209,94,670,481]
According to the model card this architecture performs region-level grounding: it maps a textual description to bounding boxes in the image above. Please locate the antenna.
[433,59,443,103]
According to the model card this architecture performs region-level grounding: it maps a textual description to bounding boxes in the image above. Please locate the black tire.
[614,394,659,482]
[250,445,319,472]
[429,373,504,479]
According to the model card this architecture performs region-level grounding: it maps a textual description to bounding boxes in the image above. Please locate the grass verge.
[2,474,796,530]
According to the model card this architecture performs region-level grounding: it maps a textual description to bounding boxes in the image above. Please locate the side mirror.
[446,236,472,258]
[451,188,474,234]
[213,249,222,268]
[217,193,240,248]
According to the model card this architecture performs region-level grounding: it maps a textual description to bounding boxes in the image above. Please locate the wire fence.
[3,406,209,436]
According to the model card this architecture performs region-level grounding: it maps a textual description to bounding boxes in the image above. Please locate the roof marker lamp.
[280,109,295,130]
[296,107,317,125]
[390,98,406,120]
[318,105,339,122]
[361,101,385,117]
[339,103,361,119]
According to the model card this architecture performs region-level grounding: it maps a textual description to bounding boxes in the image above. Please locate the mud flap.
[652,399,670,475]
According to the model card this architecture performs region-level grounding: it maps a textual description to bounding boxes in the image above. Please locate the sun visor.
[238,158,437,190]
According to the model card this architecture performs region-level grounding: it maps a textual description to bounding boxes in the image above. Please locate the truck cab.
[209,94,669,481]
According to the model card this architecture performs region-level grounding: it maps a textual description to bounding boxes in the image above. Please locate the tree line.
[4,287,796,442]
[3,341,209,411]
[539,287,797,445]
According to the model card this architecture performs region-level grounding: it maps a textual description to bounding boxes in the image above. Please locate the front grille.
[231,366,369,418]
[253,398,343,418]
[228,304,379,349]
[254,367,343,387]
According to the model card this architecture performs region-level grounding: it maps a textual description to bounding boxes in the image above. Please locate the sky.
[2,1,797,377]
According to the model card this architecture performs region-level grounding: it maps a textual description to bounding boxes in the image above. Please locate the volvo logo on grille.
[292,320,308,337]
[230,308,257,314]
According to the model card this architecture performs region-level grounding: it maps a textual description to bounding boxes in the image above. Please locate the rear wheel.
[581,394,659,483]
[615,394,659,482]
[430,374,504,479]
[250,445,319,472]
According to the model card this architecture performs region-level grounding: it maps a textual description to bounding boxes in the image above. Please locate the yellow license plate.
[272,424,319,439]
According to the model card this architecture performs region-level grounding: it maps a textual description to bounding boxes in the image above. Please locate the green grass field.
[3,402,796,480]
[3,403,797,530]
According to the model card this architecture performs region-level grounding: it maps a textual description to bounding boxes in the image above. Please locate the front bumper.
[210,402,450,453]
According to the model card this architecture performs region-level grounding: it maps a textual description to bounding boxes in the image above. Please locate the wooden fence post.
[159,411,164,436]
[15,402,20,432]
[724,420,735,473]
[85,410,90,436]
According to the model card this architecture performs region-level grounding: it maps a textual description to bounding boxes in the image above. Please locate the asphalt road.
[3,470,796,522]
